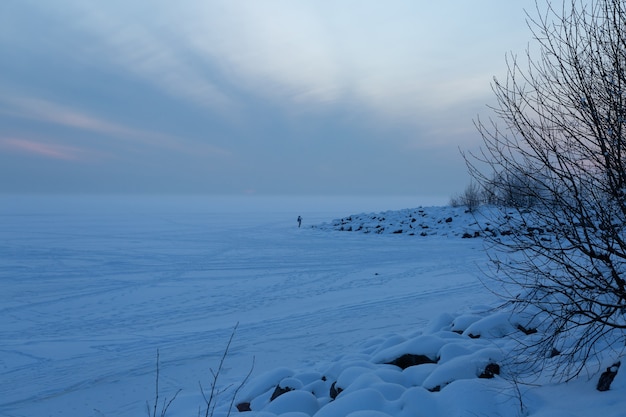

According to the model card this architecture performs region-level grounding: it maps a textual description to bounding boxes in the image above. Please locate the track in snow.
[0,196,494,417]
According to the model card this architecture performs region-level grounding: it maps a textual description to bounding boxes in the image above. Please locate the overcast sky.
[0,1,534,198]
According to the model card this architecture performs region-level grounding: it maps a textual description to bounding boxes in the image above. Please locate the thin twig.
[203,322,240,417]
[147,348,181,417]
[226,356,255,417]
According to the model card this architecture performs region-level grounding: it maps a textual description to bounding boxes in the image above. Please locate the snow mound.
[213,305,625,417]
[313,206,492,238]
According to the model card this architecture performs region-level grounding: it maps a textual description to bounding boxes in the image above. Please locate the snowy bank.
[204,205,626,417]
[2,197,624,417]
[313,206,483,237]
[212,303,626,417]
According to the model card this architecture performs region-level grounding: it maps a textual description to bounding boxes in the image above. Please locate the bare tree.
[482,165,547,208]
[450,182,483,211]
[467,0,626,379]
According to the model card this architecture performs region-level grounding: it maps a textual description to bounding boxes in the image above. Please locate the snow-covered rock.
[313,206,488,237]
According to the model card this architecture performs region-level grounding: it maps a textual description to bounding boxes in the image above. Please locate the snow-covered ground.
[1,196,624,417]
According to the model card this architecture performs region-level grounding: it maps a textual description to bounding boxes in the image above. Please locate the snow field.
[1,196,625,417]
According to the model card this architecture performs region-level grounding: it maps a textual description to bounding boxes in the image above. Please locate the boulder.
[385,353,437,370]
[236,402,251,412]
[330,381,343,400]
[479,363,500,379]
[597,362,621,391]
[270,384,293,401]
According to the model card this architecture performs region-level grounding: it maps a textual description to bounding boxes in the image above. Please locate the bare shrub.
[146,349,181,417]
[466,0,626,379]
[146,323,254,417]
[199,323,255,417]
[450,182,483,212]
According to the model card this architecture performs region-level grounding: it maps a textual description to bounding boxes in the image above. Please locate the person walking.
[297,215,302,228]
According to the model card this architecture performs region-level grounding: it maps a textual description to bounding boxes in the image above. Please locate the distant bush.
[481,167,547,208]
[450,182,482,212]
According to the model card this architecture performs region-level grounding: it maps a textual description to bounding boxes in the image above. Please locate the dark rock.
[445,217,453,223]
[236,402,251,412]
[330,381,343,400]
[479,363,500,379]
[462,233,473,239]
[517,324,538,335]
[549,348,560,358]
[270,385,293,401]
[428,385,441,392]
[386,353,437,370]
[597,362,621,391]
[393,229,403,234]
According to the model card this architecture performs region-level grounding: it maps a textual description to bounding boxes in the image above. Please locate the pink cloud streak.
[3,96,231,158]
[0,138,86,161]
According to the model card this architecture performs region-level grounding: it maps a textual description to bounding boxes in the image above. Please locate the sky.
[0,1,535,198]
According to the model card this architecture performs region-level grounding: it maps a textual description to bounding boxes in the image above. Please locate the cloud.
[6,96,140,136]
[23,0,238,117]
[1,95,231,158]
[21,0,507,128]
[0,0,534,195]
[181,1,345,103]
[0,137,87,161]
[173,0,508,128]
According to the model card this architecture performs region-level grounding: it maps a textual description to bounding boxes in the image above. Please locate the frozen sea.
[0,195,495,417]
